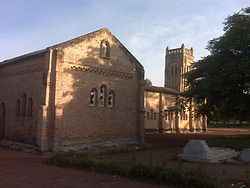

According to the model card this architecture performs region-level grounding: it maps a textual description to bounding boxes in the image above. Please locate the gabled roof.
[0,49,46,67]
[48,28,143,70]
[0,28,143,71]
[49,28,106,49]
[145,85,179,95]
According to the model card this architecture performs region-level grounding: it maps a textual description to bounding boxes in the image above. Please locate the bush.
[205,136,250,150]
[48,153,218,188]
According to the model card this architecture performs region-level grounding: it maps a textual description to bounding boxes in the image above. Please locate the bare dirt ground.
[0,128,249,188]
[0,149,166,188]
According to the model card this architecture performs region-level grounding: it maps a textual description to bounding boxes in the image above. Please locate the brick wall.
[0,29,145,150]
[0,54,45,144]
[50,30,143,148]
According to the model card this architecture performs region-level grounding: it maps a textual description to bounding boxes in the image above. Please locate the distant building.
[0,28,144,151]
[144,44,207,133]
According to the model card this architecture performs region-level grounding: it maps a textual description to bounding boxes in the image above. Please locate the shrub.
[48,153,217,188]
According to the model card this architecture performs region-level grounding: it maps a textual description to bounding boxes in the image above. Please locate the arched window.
[27,98,33,116]
[16,99,21,116]
[90,88,97,106]
[99,85,107,107]
[147,112,150,120]
[182,110,186,120]
[164,112,168,120]
[100,40,110,58]
[150,109,153,120]
[153,112,157,120]
[108,90,115,107]
[21,94,27,116]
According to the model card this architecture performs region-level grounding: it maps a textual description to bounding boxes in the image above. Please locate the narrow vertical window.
[16,99,21,116]
[108,90,115,107]
[171,66,173,75]
[27,98,33,116]
[90,88,97,106]
[100,40,110,58]
[147,112,150,120]
[164,112,168,120]
[150,109,153,120]
[183,111,186,120]
[175,66,177,75]
[99,85,107,107]
[21,94,27,116]
[153,112,157,120]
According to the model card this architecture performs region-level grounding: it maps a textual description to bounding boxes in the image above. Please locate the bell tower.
[164,44,194,92]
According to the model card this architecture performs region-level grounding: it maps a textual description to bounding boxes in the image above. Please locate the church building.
[0,28,145,151]
[144,44,207,133]
[0,28,206,151]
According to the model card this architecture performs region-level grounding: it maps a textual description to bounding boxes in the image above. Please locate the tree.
[144,78,152,86]
[183,7,250,123]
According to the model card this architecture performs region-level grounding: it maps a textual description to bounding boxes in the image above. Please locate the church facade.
[144,44,207,133]
[0,28,207,151]
[0,28,145,151]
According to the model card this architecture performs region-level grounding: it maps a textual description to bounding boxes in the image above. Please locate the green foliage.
[132,153,137,163]
[208,121,250,128]
[205,136,250,150]
[183,7,250,122]
[161,158,167,166]
[144,78,152,86]
[245,169,250,180]
[147,152,154,165]
[48,153,217,188]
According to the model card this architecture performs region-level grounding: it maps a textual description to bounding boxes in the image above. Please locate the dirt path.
[0,128,249,188]
[0,148,166,188]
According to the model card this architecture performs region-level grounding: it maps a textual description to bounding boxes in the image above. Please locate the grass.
[208,121,250,128]
[48,153,218,188]
[205,136,250,150]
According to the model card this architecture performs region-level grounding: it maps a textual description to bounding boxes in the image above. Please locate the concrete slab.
[178,139,238,163]
[240,148,250,162]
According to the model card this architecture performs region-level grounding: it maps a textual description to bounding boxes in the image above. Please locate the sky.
[0,0,249,86]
